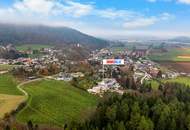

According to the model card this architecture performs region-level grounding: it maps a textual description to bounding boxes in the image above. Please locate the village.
[0,44,184,96]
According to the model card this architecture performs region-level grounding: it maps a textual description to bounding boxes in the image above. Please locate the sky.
[0,0,190,39]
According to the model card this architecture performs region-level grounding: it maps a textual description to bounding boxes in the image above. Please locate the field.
[0,94,25,118]
[0,64,16,71]
[0,74,25,118]
[16,79,98,126]
[159,62,190,73]
[0,74,22,95]
[144,80,160,90]
[149,48,190,62]
[16,44,53,51]
[163,77,190,86]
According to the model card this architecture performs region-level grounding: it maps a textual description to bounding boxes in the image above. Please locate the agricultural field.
[0,74,22,95]
[144,80,160,90]
[0,64,16,71]
[163,77,190,86]
[0,94,25,118]
[0,74,25,118]
[149,48,190,62]
[110,47,127,54]
[16,79,98,126]
[16,44,53,51]
[159,62,190,73]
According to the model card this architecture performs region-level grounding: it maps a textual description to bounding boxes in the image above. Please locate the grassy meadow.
[0,74,22,95]
[16,79,98,126]
[16,44,53,51]
[0,74,25,118]
[144,80,160,90]
[149,48,190,61]
[0,64,16,71]
[163,77,190,86]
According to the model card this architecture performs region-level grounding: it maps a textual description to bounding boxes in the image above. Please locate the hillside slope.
[16,79,98,126]
[0,24,108,49]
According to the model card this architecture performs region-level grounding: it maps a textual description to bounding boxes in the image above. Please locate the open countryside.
[16,44,53,51]
[16,79,98,125]
[0,94,25,118]
[1,0,190,129]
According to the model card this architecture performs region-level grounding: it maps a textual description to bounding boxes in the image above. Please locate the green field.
[16,44,53,51]
[144,80,160,90]
[163,77,190,86]
[16,79,98,126]
[0,64,16,71]
[149,48,190,61]
[0,74,22,95]
[0,74,25,118]
[110,47,126,53]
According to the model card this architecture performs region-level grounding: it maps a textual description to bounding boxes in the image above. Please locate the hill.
[169,36,190,43]
[0,73,25,118]
[16,79,98,126]
[0,73,22,95]
[0,23,108,49]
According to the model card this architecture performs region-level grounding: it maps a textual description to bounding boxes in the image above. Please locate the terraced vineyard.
[16,79,98,126]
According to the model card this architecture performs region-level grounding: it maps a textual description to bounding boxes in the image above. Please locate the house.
[88,78,120,94]
[131,46,149,57]
[56,73,73,81]
[71,72,84,78]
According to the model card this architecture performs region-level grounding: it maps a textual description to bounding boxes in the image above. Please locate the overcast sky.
[0,0,190,39]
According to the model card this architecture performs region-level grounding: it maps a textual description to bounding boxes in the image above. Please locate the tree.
[106,105,117,122]
[137,116,154,130]
[27,120,34,130]
[157,70,162,78]
[186,114,190,130]
[117,121,126,130]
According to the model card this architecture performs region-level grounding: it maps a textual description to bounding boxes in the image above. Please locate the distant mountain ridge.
[0,23,108,49]
[169,36,190,43]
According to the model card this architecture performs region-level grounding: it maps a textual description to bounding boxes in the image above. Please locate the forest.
[65,82,190,130]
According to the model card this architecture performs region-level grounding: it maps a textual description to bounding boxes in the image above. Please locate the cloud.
[123,13,174,29]
[0,0,177,38]
[146,0,190,4]
[146,0,157,2]
[95,8,141,20]
[12,0,93,17]
[123,17,157,29]
[177,0,190,4]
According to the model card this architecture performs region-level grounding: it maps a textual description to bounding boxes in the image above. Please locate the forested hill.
[0,23,108,49]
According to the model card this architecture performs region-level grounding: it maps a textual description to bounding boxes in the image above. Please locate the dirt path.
[16,78,44,98]
[0,78,45,119]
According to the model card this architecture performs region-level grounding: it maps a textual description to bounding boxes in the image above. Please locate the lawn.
[16,79,98,126]
[163,77,190,86]
[149,48,190,62]
[0,74,22,95]
[16,44,53,51]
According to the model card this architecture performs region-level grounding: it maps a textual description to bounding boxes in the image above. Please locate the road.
[140,70,151,84]
[16,78,44,98]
